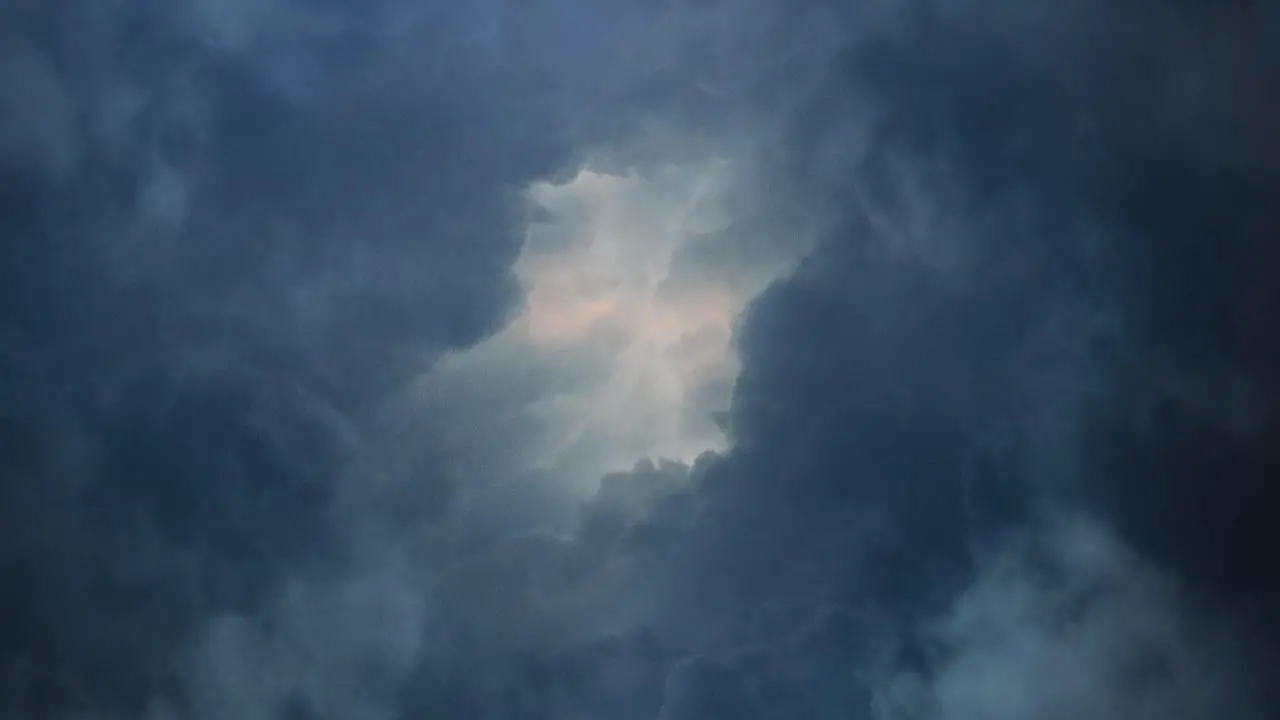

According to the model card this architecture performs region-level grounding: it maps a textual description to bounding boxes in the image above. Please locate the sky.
[1,1,1278,719]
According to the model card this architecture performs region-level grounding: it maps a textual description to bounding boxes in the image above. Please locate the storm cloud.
[2,1,1278,718]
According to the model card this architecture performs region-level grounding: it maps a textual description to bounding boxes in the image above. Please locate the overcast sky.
[2,1,1279,718]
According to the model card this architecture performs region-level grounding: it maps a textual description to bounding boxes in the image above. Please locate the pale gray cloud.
[874,513,1267,720]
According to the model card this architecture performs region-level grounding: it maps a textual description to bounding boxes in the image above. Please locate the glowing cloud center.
[516,165,738,467]
[417,159,797,494]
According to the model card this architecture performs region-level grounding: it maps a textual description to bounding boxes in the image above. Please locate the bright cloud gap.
[415,157,805,497]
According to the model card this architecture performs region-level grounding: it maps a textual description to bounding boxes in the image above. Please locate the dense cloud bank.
[2,1,1277,718]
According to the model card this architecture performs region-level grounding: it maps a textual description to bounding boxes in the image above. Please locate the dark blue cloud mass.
[2,1,1278,718]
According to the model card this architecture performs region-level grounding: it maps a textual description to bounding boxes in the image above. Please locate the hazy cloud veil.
[2,1,1277,718]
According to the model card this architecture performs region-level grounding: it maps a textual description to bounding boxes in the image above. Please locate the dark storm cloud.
[0,1,578,715]
[601,1,1280,716]
[0,1,833,716]
[3,0,1278,718]
[1059,2,1280,645]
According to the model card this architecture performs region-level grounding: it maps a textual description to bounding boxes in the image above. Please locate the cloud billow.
[2,1,1277,718]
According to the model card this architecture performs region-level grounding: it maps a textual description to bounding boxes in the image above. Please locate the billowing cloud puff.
[415,155,815,506]
[2,1,1279,718]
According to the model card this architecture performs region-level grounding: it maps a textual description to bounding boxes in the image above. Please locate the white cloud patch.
[414,155,810,501]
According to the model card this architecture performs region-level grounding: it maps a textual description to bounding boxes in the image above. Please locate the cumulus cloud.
[3,0,1279,718]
